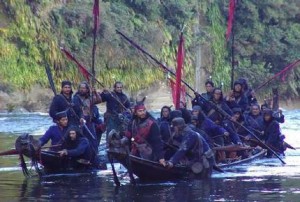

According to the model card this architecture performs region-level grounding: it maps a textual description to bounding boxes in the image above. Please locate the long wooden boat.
[38,150,94,174]
[12,133,107,176]
[107,150,212,181]
[218,149,267,169]
[107,147,267,182]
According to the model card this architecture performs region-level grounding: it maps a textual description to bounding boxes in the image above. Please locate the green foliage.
[0,0,300,100]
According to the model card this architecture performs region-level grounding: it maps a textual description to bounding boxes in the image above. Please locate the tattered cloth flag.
[226,0,236,41]
[169,78,186,108]
[60,47,91,81]
[255,59,300,92]
[174,32,185,109]
[93,0,100,32]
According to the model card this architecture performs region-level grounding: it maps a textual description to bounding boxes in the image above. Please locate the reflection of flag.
[61,48,90,81]
[226,0,236,41]
[175,32,185,109]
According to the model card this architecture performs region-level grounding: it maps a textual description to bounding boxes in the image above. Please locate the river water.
[0,110,300,201]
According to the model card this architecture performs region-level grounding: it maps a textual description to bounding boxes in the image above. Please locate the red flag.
[93,0,100,32]
[169,78,186,107]
[175,33,185,110]
[255,59,300,91]
[226,0,236,41]
[60,48,91,81]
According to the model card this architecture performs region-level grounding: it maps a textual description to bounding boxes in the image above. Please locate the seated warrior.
[166,118,214,177]
[124,102,166,166]
[58,126,94,165]
[39,111,69,151]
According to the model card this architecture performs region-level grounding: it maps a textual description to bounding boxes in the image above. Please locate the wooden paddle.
[213,144,254,152]
[0,148,18,156]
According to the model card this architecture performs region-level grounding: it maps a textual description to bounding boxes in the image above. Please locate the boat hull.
[108,151,212,181]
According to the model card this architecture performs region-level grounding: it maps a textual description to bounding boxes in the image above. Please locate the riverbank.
[0,83,299,113]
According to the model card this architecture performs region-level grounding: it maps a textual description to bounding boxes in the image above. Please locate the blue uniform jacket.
[66,137,92,160]
[170,127,208,165]
[100,91,130,114]
[39,125,68,148]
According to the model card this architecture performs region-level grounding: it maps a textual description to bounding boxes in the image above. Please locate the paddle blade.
[213,145,254,152]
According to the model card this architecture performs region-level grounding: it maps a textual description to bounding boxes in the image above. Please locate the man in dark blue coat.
[192,80,214,108]
[262,109,286,157]
[49,80,81,126]
[39,111,69,150]
[226,80,248,112]
[100,81,130,135]
[58,126,93,165]
[166,117,214,178]
[244,104,264,140]
[157,106,172,124]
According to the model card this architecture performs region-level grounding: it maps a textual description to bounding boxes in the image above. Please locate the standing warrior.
[100,81,130,135]
[49,80,81,126]
[73,81,102,152]
[124,102,166,166]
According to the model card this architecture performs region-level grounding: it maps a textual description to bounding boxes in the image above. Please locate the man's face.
[62,85,72,95]
[264,114,272,122]
[79,84,89,96]
[192,110,199,116]
[69,130,77,141]
[162,108,170,118]
[213,89,222,100]
[173,125,179,134]
[114,84,123,93]
[232,112,240,121]
[234,84,242,92]
[58,117,68,127]
[251,106,260,116]
[135,108,146,119]
[205,84,213,93]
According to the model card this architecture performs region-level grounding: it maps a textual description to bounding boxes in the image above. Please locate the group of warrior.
[39,77,286,173]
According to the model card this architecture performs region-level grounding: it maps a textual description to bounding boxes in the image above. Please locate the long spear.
[92,0,100,89]
[117,30,286,164]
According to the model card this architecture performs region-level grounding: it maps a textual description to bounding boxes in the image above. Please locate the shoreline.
[0,84,299,113]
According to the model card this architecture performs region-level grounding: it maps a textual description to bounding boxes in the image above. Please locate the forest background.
[1,0,300,112]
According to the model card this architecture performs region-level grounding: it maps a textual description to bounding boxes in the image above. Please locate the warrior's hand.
[80,118,86,125]
[58,149,68,157]
[159,159,166,167]
[166,161,174,169]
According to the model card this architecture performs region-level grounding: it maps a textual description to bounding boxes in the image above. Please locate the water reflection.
[0,110,300,201]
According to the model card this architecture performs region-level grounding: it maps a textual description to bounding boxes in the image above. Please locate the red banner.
[60,48,90,81]
[226,0,236,41]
